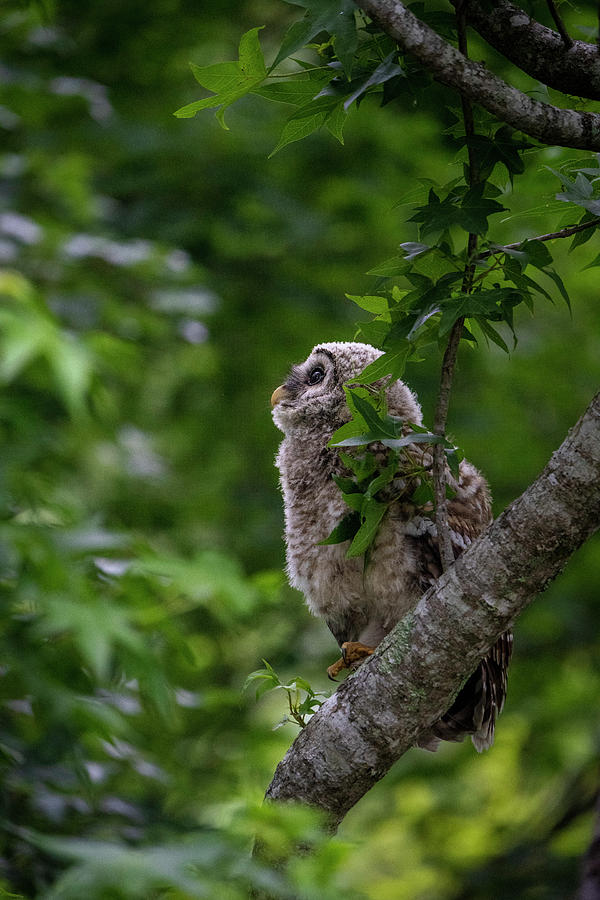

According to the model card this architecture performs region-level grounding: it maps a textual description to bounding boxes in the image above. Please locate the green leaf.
[518,240,571,309]
[318,511,361,545]
[271,0,358,78]
[332,432,384,447]
[582,251,600,270]
[239,26,267,78]
[269,96,338,156]
[357,346,409,383]
[332,474,361,494]
[174,28,267,127]
[341,491,364,511]
[518,239,553,268]
[339,450,377,481]
[346,498,388,557]
[346,390,400,439]
[341,53,403,109]
[411,481,434,506]
[409,188,463,236]
[189,60,241,92]
[254,72,332,105]
[328,418,372,446]
[346,293,390,314]
[459,183,507,235]
[475,317,510,353]
[445,444,463,478]
[365,454,398,498]
[325,102,348,144]
[366,255,411,277]
[552,167,600,215]
[570,212,599,251]
[355,318,391,346]
[380,431,450,451]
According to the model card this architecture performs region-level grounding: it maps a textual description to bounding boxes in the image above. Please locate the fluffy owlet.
[271,341,512,751]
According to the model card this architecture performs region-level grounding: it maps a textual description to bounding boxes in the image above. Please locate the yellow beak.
[271,385,287,408]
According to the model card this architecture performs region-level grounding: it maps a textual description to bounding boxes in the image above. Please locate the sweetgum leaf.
[272,0,358,78]
[175,28,267,127]
[357,346,409,383]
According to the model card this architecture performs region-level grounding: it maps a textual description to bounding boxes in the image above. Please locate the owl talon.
[326,642,375,681]
[327,658,346,681]
[341,641,375,667]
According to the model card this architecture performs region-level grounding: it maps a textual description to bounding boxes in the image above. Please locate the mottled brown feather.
[273,341,512,752]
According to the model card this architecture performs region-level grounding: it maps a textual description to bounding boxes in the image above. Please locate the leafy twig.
[244,660,328,729]
[432,3,477,573]
[479,216,600,259]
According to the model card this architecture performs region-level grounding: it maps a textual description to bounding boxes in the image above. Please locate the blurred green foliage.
[0,1,599,897]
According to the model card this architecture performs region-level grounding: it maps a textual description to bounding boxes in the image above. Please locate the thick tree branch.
[355,0,600,150]
[451,0,600,100]
[266,392,600,828]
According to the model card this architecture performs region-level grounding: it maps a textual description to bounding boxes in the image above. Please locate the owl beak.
[270,385,288,408]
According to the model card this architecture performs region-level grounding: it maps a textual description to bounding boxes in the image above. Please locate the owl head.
[271,341,422,436]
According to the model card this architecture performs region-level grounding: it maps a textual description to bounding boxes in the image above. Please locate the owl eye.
[307,366,325,386]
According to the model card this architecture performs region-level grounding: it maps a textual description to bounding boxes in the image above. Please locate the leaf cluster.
[244,659,329,728]
[175,10,404,154]
[319,388,460,559]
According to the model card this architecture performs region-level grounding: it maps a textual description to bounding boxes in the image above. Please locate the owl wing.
[414,462,513,752]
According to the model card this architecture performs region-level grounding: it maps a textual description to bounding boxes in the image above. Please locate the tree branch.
[266,391,600,828]
[479,217,600,260]
[432,320,463,571]
[432,4,477,573]
[355,0,600,150]
[451,0,600,99]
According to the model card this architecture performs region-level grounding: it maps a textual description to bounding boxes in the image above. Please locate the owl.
[271,340,512,751]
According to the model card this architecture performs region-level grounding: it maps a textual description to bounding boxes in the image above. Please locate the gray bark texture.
[354,0,600,151]
[452,0,600,101]
[266,392,600,828]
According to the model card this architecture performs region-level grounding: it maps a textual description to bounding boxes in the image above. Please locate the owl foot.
[326,642,375,681]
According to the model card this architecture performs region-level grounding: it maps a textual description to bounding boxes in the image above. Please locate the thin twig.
[478,216,600,259]
[432,320,464,571]
[432,2,477,572]
[546,0,574,48]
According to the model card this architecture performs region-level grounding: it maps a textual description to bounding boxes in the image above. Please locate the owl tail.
[425,630,513,753]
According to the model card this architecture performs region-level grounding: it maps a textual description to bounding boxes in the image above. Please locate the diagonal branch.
[266,391,600,828]
[451,0,600,100]
[479,217,600,259]
[354,0,600,150]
